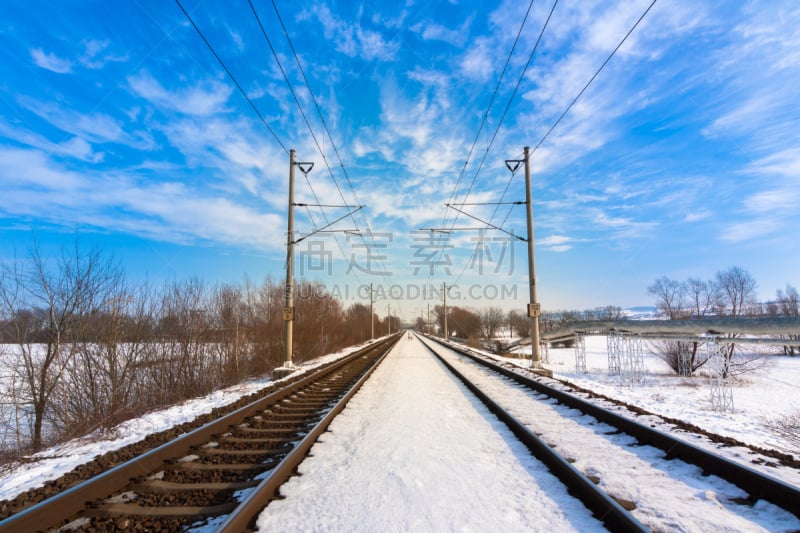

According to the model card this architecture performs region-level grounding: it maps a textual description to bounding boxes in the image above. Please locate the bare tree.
[685,278,715,318]
[57,282,155,435]
[651,340,711,376]
[0,240,121,451]
[647,276,685,319]
[776,285,799,355]
[507,310,528,338]
[479,307,505,341]
[597,305,624,320]
[209,283,248,384]
[295,281,344,363]
[714,266,757,318]
[444,306,481,340]
[777,285,799,317]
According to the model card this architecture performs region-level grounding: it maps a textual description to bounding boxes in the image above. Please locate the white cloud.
[0,147,87,189]
[305,4,399,61]
[30,48,73,73]
[0,146,285,250]
[745,148,800,178]
[128,71,232,116]
[459,39,494,80]
[683,211,710,223]
[412,15,473,47]
[720,218,783,243]
[539,235,573,252]
[17,96,154,150]
[0,121,103,162]
[79,39,128,69]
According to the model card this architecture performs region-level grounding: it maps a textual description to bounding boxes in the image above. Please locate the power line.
[531,0,659,156]
[269,0,363,213]
[442,0,538,230]
[246,0,348,206]
[452,0,559,220]
[175,0,288,154]
[457,0,660,286]
[427,0,558,286]
[267,0,394,286]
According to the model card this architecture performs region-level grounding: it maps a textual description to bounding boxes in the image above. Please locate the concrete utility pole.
[443,282,449,341]
[522,146,542,368]
[387,304,391,334]
[370,283,374,340]
[275,149,297,379]
[274,149,313,380]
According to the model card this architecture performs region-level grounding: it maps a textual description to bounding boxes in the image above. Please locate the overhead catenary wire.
[246,0,374,282]
[266,0,394,286]
[453,0,659,288]
[530,0,659,156]
[489,0,660,233]
[441,0,538,231]
[175,0,288,155]
[427,0,558,287]
[450,0,559,225]
[269,0,365,220]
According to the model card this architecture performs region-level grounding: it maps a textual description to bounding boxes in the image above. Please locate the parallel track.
[0,334,400,533]
[419,334,800,531]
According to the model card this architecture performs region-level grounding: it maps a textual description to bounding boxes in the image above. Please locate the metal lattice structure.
[709,340,734,412]
[621,335,645,385]
[541,341,550,364]
[574,334,586,373]
[678,345,693,377]
[606,332,622,376]
[606,332,645,385]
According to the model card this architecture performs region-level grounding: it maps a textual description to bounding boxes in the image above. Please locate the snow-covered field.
[539,336,800,459]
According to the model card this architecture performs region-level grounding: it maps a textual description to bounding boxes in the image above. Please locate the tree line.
[646,266,799,376]
[0,241,391,457]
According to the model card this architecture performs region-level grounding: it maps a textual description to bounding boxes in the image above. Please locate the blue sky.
[1,0,799,320]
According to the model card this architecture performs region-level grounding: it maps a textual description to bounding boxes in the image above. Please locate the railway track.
[0,334,400,533]
[418,334,800,531]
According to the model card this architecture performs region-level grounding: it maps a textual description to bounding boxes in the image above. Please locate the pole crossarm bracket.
[505,158,524,174]
[294,203,360,208]
[294,161,314,175]
[293,206,364,244]
[445,203,526,241]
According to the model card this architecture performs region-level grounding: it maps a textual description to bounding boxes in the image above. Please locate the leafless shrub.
[650,340,710,376]
[763,412,800,449]
[0,239,122,451]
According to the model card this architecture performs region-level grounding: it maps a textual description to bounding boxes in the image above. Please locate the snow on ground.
[0,341,372,501]
[0,333,797,530]
[427,337,799,531]
[255,333,603,532]
[536,336,800,459]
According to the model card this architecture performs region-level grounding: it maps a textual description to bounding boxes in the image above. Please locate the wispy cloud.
[17,96,154,149]
[412,15,473,47]
[30,48,73,73]
[302,4,400,61]
[79,39,128,69]
[0,121,103,162]
[0,146,284,250]
[128,71,233,116]
[539,234,573,252]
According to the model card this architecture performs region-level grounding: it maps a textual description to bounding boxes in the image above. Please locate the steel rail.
[417,334,648,532]
[426,335,800,520]
[218,334,398,531]
[0,334,401,533]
